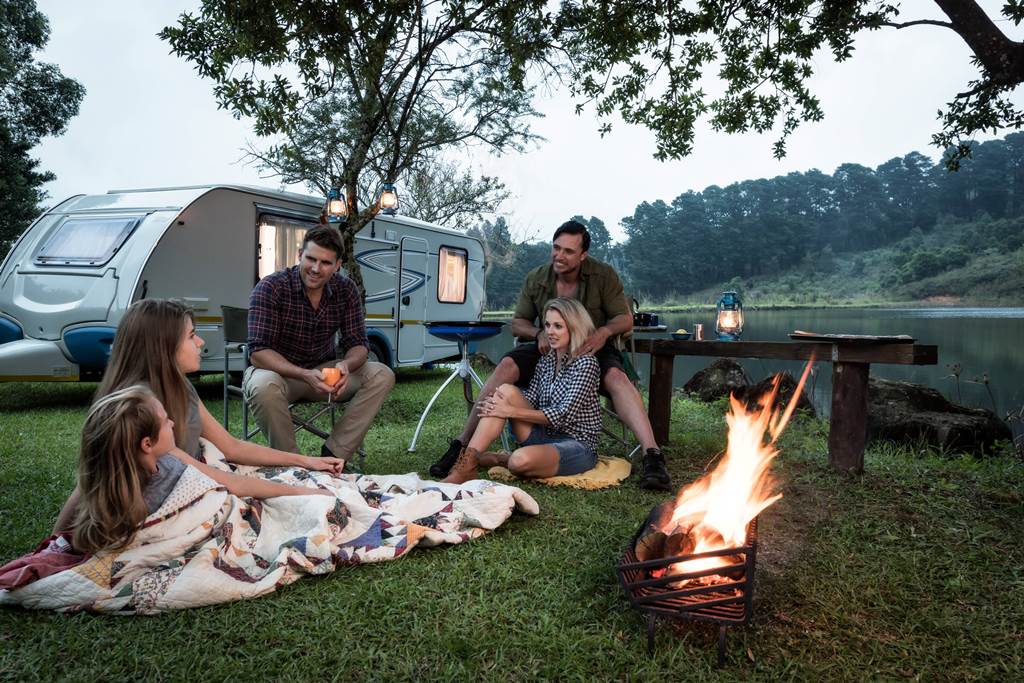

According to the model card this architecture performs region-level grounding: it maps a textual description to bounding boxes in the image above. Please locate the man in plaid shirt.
[243,225,395,468]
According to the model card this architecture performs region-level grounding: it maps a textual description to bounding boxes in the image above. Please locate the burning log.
[632,500,671,561]
[663,524,696,558]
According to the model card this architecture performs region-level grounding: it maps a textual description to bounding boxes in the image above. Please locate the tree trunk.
[342,181,367,298]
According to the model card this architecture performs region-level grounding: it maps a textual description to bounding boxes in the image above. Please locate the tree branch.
[880,19,954,29]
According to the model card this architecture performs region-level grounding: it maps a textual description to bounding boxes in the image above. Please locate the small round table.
[407,320,509,452]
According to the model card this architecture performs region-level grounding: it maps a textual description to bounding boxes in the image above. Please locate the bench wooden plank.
[632,339,937,365]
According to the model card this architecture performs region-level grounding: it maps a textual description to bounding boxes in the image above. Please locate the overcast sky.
[34,1,1023,242]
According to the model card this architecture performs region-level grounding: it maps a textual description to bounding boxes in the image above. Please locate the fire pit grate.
[616,518,758,667]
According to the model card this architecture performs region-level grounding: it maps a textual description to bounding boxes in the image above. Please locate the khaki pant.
[243,361,395,457]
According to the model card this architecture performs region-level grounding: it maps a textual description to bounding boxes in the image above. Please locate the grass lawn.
[1,368,1022,681]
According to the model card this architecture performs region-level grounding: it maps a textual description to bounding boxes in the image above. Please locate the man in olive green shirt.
[429,220,672,490]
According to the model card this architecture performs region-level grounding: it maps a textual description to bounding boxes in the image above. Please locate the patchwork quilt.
[0,447,539,614]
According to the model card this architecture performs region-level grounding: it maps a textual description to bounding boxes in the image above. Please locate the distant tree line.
[620,134,1024,297]
[475,133,1024,306]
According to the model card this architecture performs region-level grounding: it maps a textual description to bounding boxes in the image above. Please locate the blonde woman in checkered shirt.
[441,298,601,484]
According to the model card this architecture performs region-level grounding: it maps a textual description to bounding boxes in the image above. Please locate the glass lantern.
[716,291,744,341]
[377,182,399,215]
[326,187,347,223]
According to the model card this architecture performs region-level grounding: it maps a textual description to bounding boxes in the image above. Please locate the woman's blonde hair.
[543,297,596,360]
[73,385,160,553]
[96,299,193,446]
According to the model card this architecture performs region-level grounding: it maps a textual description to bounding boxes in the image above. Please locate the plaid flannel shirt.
[247,266,368,369]
[522,352,601,451]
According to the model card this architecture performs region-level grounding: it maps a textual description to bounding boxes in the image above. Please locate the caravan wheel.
[368,338,390,367]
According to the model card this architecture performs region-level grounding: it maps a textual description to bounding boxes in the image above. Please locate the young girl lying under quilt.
[0,386,537,613]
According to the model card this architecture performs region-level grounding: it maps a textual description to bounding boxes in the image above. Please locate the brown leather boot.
[477,450,511,468]
[440,446,480,484]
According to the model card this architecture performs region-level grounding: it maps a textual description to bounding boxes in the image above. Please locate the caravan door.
[396,236,427,364]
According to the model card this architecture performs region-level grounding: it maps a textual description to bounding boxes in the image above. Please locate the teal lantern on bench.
[326,187,347,223]
[716,291,744,341]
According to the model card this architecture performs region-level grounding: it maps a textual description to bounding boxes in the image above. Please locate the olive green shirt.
[512,257,631,337]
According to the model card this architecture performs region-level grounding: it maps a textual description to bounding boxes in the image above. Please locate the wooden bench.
[631,339,939,474]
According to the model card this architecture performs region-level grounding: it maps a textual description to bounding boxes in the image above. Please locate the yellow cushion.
[487,455,631,490]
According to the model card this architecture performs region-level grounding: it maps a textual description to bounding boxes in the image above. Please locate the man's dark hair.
[553,220,590,252]
[301,225,344,262]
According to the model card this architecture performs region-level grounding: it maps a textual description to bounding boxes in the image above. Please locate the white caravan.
[0,185,486,382]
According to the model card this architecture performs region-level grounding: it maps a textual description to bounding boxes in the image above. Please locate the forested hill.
[479,133,1024,309]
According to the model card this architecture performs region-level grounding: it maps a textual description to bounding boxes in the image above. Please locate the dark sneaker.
[638,448,672,491]
[429,439,463,478]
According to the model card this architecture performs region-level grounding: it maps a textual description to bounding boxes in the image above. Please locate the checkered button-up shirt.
[247,266,368,369]
[522,351,601,451]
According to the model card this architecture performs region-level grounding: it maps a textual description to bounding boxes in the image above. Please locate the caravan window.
[257,214,320,280]
[437,245,467,303]
[34,216,141,266]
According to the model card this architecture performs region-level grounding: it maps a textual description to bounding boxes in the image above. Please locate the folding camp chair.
[600,347,644,462]
[221,305,365,468]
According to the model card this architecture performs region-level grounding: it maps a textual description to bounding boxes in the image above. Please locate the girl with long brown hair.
[71,385,329,553]
[441,297,602,483]
[54,299,343,533]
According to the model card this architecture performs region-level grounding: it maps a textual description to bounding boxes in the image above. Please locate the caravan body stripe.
[356,248,427,303]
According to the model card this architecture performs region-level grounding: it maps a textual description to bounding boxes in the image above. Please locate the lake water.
[476,308,1024,430]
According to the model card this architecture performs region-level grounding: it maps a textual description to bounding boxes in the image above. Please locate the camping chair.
[599,335,644,462]
[598,327,647,462]
[221,305,365,468]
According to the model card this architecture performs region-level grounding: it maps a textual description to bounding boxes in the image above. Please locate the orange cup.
[322,367,342,386]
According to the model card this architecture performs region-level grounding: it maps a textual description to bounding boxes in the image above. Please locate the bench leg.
[648,353,675,446]
[828,361,869,474]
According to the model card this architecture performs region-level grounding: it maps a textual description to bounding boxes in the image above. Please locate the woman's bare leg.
[467,416,507,453]
[493,383,536,442]
[468,383,537,451]
[507,444,561,478]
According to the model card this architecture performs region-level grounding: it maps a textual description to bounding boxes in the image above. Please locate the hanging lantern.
[716,291,744,341]
[377,182,399,215]
[326,187,347,223]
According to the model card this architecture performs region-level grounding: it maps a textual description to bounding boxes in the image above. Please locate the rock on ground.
[680,359,750,402]
[867,377,1011,455]
[739,372,816,417]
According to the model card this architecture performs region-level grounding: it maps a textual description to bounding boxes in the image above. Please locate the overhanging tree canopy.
[161,0,556,291]
[556,0,1024,168]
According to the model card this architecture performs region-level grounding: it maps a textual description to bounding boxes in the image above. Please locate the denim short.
[518,425,598,476]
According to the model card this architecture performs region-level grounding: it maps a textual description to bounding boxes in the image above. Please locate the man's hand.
[301,455,346,476]
[579,327,611,356]
[329,360,350,398]
[303,368,335,395]
[537,330,551,354]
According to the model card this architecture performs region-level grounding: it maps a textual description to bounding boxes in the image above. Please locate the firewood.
[635,530,667,562]
[664,527,695,558]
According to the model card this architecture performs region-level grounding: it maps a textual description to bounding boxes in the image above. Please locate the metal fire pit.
[615,518,758,667]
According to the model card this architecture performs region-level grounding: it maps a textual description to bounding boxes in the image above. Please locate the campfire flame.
[663,361,814,580]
